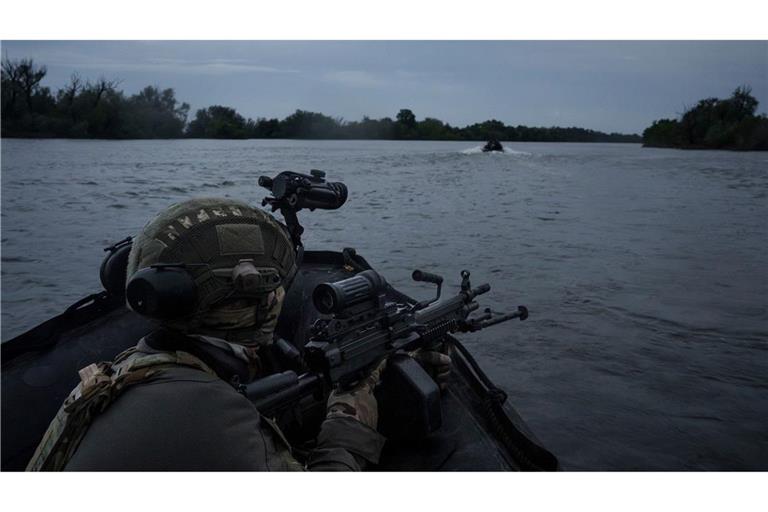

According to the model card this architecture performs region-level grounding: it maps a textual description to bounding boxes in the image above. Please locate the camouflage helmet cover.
[126,198,297,343]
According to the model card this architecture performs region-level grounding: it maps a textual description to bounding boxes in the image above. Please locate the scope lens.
[313,284,338,314]
[312,270,386,315]
[328,182,348,207]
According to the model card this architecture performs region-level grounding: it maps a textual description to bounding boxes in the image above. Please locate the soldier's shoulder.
[65,363,262,470]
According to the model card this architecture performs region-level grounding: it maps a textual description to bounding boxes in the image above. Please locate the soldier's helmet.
[125,197,297,347]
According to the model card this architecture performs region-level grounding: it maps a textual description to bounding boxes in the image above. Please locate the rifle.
[246,267,528,439]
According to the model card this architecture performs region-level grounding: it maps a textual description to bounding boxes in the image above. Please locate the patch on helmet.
[178,216,194,229]
[196,209,211,222]
[216,224,264,255]
[164,224,181,242]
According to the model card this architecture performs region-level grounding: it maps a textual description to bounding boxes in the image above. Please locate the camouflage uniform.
[27,198,386,471]
[33,333,384,471]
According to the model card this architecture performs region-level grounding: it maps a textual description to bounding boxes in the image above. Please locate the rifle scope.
[313,269,387,315]
[259,170,347,211]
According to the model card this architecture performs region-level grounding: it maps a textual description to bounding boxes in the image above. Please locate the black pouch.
[376,354,442,441]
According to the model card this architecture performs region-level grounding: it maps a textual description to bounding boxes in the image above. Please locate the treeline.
[2,57,641,142]
[185,106,641,142]
[643,87,768,150]
[2,59,189,138]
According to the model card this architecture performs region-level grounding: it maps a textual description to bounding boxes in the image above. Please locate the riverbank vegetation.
[643,87,768,150]
[2,57,640,142]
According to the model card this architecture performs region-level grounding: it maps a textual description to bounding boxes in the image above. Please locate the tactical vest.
[26,347,217,471]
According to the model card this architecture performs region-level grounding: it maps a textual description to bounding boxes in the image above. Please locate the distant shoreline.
[642,142,766,152]
[642,87,768,151]
[2,58,641,144]
[1,135,642,143]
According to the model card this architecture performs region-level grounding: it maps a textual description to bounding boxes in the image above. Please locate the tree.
[642,119,683,148]
[57,73,83,122]
[2,57,47,115]
[396,108,416,128]
[730,85,758,120]
[16,59,47,109]
[89,77,121,107]
[1,58,21,115]
[250,117,280,138]
[280,110,343,139]
[2,57,57,136]
[124,86,188,138]
[643,86,766,150]
[186,106,249,138]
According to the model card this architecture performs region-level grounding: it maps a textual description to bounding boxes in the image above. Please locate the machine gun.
[246,268,528,439]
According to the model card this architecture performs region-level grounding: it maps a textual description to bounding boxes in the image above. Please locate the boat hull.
[1,249,558,471]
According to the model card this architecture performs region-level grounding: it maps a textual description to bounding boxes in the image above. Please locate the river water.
[2,138,766,470]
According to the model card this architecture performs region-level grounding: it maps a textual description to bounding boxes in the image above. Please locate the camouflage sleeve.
[306,416,386,471]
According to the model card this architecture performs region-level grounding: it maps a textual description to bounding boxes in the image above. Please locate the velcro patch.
[216,224,264,255]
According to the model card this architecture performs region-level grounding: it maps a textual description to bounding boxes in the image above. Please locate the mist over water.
[2,138,767,469]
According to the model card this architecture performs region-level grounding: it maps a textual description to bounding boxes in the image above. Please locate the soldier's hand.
[413,347,452,391]
[326,359,386,430]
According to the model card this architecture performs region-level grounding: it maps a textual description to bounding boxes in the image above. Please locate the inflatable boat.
[1,247,558,471]
[482,140,504,152]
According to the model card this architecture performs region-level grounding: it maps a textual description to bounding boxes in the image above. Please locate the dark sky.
[3,40,767,134]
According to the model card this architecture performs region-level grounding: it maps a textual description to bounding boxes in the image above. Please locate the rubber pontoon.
[1,249,558,471]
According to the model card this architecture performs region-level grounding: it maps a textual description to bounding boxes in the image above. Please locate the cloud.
[34,51,299,75]
[322,69,464,94]
[322,70,380,87]
[141,58,300,75]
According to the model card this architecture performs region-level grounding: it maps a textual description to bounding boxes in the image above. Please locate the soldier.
[26,197,409,471]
